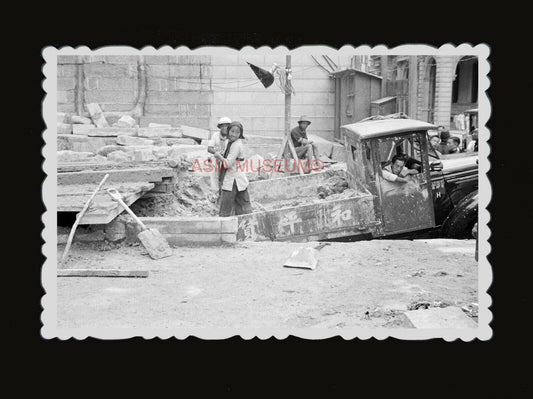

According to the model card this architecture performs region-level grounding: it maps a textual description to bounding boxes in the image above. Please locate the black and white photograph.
[40,44,491,340]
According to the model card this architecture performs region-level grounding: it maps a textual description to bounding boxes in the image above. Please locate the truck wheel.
[441,190,478,239]
[442,212,477,239]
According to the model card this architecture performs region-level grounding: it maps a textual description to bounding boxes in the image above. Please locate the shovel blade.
[283,247,319,270]
[138,228,173,260]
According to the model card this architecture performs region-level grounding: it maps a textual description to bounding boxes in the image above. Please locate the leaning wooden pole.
[284,55,304,176]
[60,174,109,265]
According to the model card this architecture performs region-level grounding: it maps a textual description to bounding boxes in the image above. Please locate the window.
[377,134,424,174]
[351,145,357,161]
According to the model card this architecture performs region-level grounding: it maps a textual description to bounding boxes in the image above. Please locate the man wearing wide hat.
[290,115,319,161]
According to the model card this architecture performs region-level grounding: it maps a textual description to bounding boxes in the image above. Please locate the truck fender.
[441,190,478,238]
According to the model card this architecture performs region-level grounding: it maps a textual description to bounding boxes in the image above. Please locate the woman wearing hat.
[211,121,252,217]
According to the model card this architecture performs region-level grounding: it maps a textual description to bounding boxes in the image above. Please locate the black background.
[14,26,530,395]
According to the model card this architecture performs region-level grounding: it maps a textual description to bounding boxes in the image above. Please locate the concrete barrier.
[139,216,238,246]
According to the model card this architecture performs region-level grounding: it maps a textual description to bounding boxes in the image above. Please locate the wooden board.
[57,181,155,224]
[237,193,377,242]
[58,167,175,185]
[57,160,172,173]
[57,269,149,278]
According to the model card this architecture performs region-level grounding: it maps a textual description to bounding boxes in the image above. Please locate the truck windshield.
[377,133,425,173]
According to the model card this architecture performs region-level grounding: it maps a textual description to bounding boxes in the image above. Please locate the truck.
[236,117,478,242]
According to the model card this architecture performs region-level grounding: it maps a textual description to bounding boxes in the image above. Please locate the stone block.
[104,217,127,242]
[169,144,208,158]
[152,146,171,159]
[114,114,137,128]
[57,123,73,135]
[220,217,238,233]
[148,122,172,128]
[163,233,226,246]
[403,306,478,329]
[57,150,95,163]
[138,127,183,139]
[96,145,129,157]
[220,233,237,243]
[57,135,73,151]
[57,112,67,124]
[140,217,221,234]
[86,102,110,128]
[161,138,197,146]
[107,150,134,163]
[133,148,156,162]
[139,116,182,127]
[72,137,116,153]
[93,155,108,163]
[116,135,153,146]
[71,115,93,125]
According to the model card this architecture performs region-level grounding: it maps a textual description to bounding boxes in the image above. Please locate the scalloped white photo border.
[41,44,491,340]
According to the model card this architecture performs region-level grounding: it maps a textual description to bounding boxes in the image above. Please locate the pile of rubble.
[57,103,211,169]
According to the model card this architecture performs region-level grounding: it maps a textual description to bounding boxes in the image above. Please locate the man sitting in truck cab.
[382,154,419,183]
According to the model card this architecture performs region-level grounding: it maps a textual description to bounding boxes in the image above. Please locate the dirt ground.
[56,239,478,330]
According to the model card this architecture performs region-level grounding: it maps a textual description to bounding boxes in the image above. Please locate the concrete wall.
[57,54,353,140]
[210,54,352,141]
[57,55,214,129]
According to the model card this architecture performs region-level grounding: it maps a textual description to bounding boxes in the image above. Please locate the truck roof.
[342,118,437,140]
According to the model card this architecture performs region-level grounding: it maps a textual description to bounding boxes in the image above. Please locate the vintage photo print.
[41,44,491,340]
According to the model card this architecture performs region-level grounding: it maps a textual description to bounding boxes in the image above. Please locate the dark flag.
[247,62,275,88]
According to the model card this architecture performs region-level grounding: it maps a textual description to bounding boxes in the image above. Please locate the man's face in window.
[391,159,405,175]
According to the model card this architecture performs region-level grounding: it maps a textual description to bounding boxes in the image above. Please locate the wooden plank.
[57,160,171,173]
[78,186,152,224]
[58,167,174,185]
[57,269,149,278]
[57,182,154,196]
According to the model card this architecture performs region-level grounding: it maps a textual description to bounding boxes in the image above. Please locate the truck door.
[373,132,436,235]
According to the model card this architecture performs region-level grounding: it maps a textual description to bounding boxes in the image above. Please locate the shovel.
[106,187,173,260]
[283,242,330,270]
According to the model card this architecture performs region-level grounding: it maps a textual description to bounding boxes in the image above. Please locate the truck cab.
[342,118,478,238]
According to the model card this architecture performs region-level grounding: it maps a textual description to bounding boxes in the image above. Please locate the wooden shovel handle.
[106,188,147,231]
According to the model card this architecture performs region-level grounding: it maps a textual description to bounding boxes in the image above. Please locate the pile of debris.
[130,173,220,217]
[57,103,211,168]
[251,174,358,212]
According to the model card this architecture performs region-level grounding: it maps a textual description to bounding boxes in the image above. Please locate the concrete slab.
[138,127,183,138]
[140,216,238,235]
[57,135,117,153]
[86,103,110,128]
[58,150,95,163]
[73,125,137,137]
[404,306,478,329]
[116,135,153,146]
